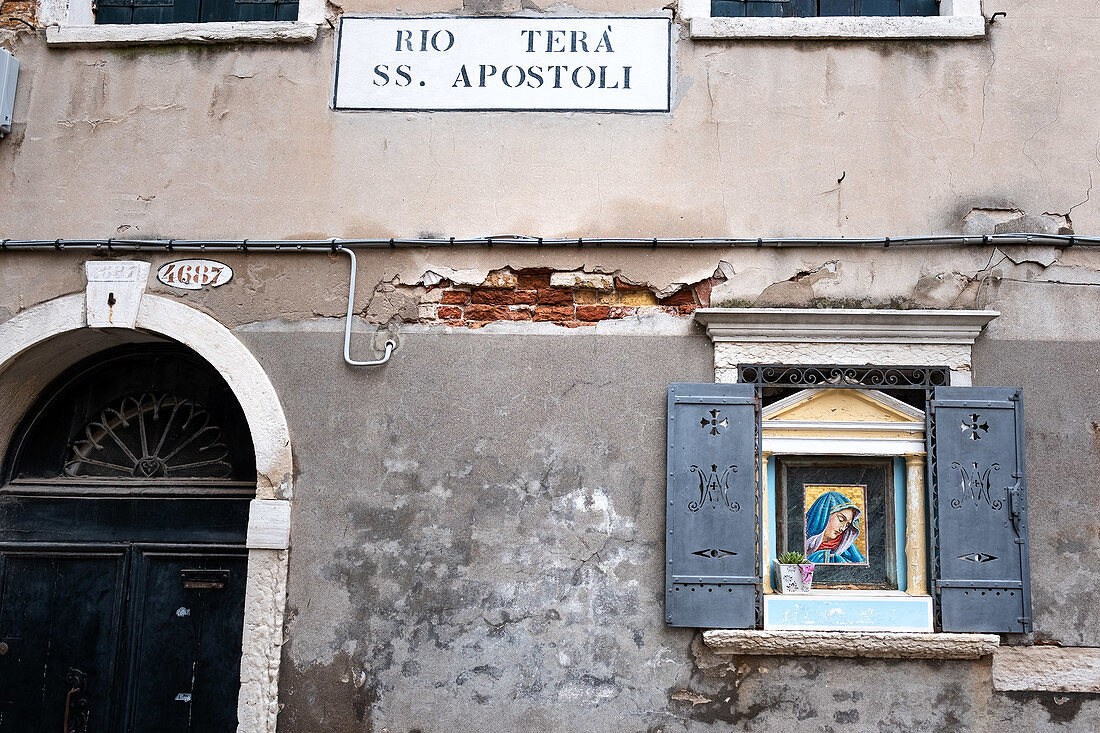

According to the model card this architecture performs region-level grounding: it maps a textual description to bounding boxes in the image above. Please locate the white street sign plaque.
[333,16,672,113]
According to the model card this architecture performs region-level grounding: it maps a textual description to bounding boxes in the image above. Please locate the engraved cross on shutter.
[666,383,760,628]
[930,386,1032,633]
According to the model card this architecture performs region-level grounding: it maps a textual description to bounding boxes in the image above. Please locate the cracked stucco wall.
[2,247,1100,730]
[2,2,1100,237]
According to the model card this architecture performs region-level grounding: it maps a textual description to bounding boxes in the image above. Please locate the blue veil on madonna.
[804,490,865,563]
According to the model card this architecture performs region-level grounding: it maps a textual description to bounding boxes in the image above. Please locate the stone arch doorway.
[0,271,292,733]
[1,343,256,731]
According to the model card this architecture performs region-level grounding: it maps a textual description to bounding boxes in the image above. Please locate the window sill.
[703,629,1000,659]
[45,20,318,47]
[689,15,986,40]
[764,592,933,632]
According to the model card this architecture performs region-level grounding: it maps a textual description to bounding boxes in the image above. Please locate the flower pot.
[776,561,815,593]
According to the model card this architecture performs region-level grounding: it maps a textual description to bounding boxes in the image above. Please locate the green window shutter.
[666,383,761,628]
[929,386,1033,633]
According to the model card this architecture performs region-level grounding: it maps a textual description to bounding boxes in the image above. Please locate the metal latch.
[181,568,230,590]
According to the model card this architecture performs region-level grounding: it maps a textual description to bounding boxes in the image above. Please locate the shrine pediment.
[763,388,925,425]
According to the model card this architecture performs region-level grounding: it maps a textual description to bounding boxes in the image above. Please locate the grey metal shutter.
[929,386,1032,633]
[666,383,760,628]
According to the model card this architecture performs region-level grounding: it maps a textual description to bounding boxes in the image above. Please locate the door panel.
[0,546,128,732]
[0,496,250,545]
[124,547,247,732]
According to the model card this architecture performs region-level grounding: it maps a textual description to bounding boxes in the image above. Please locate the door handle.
[62,667,88,733]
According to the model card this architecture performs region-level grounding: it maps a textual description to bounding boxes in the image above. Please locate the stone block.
[993,647,1100,692]
[481,270,518,289]
[85,260,150,329]
[550,271,615,290]
[703,629,999,659]
[620,291,659,306]
[246,499,292,549]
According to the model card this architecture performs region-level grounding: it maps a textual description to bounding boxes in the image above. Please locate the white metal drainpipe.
[2,234,1098,368]
[337,246,396,367]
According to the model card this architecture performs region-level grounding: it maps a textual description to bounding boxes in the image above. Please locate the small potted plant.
[776,551,815,593]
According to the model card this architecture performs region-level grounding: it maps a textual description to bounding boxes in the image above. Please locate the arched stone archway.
[0,267,292,733]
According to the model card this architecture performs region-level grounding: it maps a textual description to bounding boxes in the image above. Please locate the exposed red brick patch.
[693,277,719,305]
[438,305,464,320]
[465,304,509,321]
[660,288,696,306]
[533,305,575,322]
[516,269,552,289]
[421,267,719,328]
[576,305,611,321]
[440,290,470,305]
[614,277,649,292]
[536,289,572,306]
[471,289,516,305]
[1,0,36,28]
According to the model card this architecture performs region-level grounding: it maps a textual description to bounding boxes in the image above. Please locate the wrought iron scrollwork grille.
[65,393,232,480]
[738,364,950,390]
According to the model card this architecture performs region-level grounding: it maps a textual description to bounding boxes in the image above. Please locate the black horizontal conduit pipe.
[0,233,1098,252]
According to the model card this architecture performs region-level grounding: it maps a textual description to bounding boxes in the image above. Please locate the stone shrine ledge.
[703,629,1000,660]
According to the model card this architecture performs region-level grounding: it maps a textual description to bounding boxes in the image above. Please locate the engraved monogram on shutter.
[688,464,740,512]
[949,461,1005,510]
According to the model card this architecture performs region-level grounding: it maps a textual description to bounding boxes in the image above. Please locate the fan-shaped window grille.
[5,344,255,493]
[66,392,232,479]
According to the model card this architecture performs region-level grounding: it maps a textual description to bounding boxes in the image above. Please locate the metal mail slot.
[181,569,230,590]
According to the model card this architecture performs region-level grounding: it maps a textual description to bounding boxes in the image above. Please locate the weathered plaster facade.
[3,0,1100,729]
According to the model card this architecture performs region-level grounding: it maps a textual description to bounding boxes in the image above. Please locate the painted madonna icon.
[804,490,867,564]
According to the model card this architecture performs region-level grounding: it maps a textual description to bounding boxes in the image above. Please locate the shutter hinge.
[1018,616,1031,625]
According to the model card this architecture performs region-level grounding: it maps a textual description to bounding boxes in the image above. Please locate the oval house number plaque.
[157,260,233,290]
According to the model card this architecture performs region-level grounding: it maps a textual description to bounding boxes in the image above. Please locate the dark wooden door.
[0,345,256,732]
[0,546,128,732]
[124,547,247,732]
[0,543,246,732]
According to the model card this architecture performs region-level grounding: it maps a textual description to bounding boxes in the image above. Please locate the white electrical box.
[0,49,18,139]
